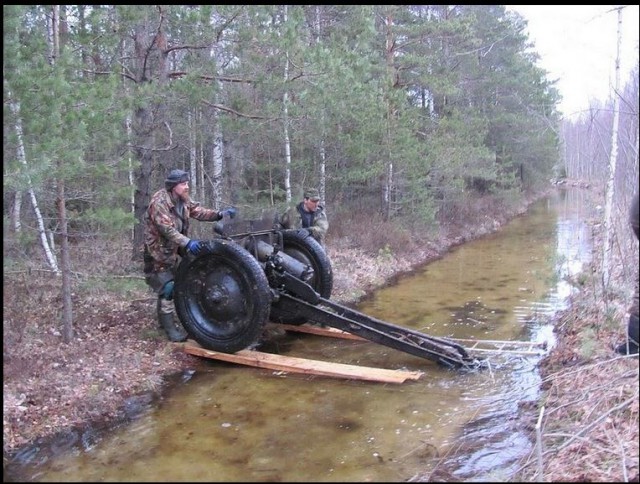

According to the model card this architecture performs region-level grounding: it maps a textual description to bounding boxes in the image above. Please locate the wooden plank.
[183,343,423,384]
[270,323,366,340]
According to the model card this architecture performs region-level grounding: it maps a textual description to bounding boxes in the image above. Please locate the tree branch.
[201,100,275,120]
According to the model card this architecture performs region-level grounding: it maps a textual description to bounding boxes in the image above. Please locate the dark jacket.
[280,201,329,246]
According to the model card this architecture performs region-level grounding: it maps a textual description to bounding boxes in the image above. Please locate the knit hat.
[304,188,320,201]
[165,169,189,191]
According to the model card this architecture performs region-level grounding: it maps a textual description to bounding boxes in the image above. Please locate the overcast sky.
[506,5,640,118]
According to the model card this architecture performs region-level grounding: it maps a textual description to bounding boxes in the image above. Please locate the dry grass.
[529,358,638,482]
[512,289,640,482]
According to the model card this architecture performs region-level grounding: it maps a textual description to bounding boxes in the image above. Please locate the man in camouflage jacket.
[143,169,236,341]
[279,188,329,247]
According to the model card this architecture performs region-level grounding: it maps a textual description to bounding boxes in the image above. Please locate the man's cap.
[165,169,190,190]
[304,188,320,201]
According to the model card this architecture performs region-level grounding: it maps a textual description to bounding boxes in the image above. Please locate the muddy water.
[6,188,595,482]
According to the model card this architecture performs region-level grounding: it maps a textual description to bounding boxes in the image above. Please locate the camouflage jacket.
[279,202,329,246]
[144,188,220,273]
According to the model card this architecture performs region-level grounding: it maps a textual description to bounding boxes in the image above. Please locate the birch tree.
[602,7,623,285]
[282,5,293,203]
[4,8,61,272]
[4,81,60,273]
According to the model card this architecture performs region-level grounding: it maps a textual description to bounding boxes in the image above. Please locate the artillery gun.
[173,216,483,370]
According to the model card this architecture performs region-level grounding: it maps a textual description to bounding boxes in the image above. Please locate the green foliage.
[80,208,136,235]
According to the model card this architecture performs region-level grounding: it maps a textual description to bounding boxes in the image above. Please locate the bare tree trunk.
[50,4,75,341]
[282,5,292,203]
[198,108,205,201]
[188,110,198,199]
[126,115,135,239]
[116,8,137,243]
[319,139,327,204]
[57,180,74,342]
[208,42,225,209]
[11,191,22,233]
[131,127,152,261]
[384,161,394,222]
[314,6,327,205]
[382,8,396,222]
[130,10,171,260]
[211,103,224,209]
[283,87,292,203]
[602,7,623,285]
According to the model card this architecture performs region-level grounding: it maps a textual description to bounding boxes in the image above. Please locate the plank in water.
[269,323,366,340]
[183,342,423,384]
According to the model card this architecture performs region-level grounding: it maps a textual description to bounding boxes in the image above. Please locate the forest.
[4,5,562,269]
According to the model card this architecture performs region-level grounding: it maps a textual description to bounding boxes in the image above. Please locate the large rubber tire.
[269,229,333,325]
[173,240,272,353]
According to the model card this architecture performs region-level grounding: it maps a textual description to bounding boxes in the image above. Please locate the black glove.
[186,239,203,256]
[220,207,237,219]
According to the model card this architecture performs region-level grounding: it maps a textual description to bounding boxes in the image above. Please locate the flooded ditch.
[5,188,595,482]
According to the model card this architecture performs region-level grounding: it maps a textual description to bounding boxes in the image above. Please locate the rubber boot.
[615,314,639,356]
[157,298,188,342]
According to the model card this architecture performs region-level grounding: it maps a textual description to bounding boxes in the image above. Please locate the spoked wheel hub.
[174,240,272,353]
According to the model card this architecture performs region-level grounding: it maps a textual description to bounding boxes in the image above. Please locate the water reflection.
[6,189,593,482]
